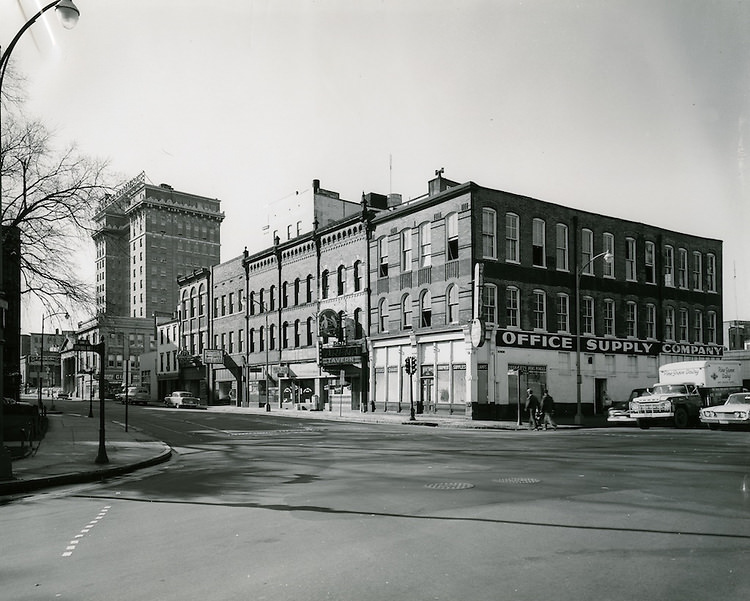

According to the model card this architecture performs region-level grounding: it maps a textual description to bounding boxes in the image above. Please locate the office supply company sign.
[496,330,660,356]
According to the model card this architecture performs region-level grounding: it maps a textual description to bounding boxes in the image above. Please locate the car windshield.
[726,394,750,405]
[652,384,689,395]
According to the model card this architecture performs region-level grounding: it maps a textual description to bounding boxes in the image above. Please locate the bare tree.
[1,107,114,315]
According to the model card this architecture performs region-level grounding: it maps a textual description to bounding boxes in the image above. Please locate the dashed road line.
[62,505,111,558]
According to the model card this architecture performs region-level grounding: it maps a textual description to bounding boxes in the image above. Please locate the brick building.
[368,174,724,419]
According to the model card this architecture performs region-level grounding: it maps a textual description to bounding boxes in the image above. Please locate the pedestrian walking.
[541,389,558,430]
[524,388,540,430]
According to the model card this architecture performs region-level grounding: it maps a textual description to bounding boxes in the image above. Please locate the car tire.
[674,407,689,429]
[637,419,650,430]
[708,423,719,430]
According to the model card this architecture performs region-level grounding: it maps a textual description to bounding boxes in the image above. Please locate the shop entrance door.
[595,378,608,415]
[420,377,433,414]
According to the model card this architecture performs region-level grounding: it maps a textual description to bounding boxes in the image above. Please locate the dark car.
[2,397,43,441]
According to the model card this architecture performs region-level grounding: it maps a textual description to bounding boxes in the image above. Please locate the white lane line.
[61,505,111,558]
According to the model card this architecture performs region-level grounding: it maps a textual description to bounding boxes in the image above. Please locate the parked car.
[607,388,650,425]
[55,391,71,400]
[116,386,150,405]
[700,392,750,429]
[164,390,204,409]
[3,397,43,441]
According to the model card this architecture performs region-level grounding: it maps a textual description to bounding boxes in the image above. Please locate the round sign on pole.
[470,318,485,348]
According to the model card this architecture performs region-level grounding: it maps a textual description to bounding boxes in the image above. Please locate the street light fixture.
[575,250,613,425]
[0,1,81,480]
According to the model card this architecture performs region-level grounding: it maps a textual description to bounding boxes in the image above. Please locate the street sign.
[73,342,104,354]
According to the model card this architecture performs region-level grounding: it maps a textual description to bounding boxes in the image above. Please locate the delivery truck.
[629,360,743,429]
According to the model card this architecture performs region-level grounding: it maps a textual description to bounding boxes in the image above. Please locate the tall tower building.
[92,172,225,318]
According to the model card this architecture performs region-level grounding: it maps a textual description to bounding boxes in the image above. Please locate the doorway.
[595,378,608,415]
[420,377,433,414]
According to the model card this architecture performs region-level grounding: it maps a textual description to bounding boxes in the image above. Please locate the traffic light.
[404,356,417,375]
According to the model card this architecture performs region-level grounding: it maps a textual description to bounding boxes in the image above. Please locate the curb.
[0,447,172,496]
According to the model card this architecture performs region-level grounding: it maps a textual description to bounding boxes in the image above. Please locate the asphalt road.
[2,402,749,601]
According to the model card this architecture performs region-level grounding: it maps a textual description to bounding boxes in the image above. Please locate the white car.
[700,392,750,429]
[164,390,204,409]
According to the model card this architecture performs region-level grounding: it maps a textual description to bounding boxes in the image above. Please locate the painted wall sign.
[497,329,722,357]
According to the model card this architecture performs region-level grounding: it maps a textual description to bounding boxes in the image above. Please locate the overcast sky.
[4,0,749,333]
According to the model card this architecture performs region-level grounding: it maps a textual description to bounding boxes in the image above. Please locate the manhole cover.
[494,477,541,484]
[425,482,475,490]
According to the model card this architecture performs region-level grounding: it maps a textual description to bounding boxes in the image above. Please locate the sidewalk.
[0,409,172,496]
[1,402,597,497]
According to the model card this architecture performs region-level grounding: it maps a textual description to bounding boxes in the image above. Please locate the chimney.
[387,194,402,208]
[313,179,320,194]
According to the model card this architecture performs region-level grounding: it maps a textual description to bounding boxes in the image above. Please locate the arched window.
[259,288,265,312]
[198,283,206,316]
[282,282,288,308]
[353,261,362,292]
[189,286,197,318]
[249,291,255,315]
[181,289,189,321]
[282,321,289,348]
[379,298,389,333]
[337,265,346,296]
[306,274,314,303]
[249,328,255,353]
[420,290,432,327]
[294,278,301,305]
[269,285,276,310]
[447,285,459,324]
[294,319,301,347]
[306,316,314,346]
[259,326,265,351]
[269,323,276,350]
[353,308,363,339]
[321,270,330,299]
[402,294,412,330]
[338,310,346,341]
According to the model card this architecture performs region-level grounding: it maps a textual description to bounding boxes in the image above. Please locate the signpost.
[73,341,108,464]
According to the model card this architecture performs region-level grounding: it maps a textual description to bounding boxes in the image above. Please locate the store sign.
[496,330,659,356]
[203,349,224,364]
[320,345,362,366]
[661,343,723,357]
[318,309,340,338]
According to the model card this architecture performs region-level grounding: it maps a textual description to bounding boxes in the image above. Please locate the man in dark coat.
[541,389,558,430]
[525,388,540,430]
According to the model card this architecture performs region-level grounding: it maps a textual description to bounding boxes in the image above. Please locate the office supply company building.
[367,174,724,420]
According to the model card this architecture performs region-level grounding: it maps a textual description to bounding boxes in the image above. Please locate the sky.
[3,0,749,334]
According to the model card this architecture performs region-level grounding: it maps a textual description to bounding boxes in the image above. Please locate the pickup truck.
[629,361,743,429]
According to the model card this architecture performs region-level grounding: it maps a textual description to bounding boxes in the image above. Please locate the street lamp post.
[0,0,81,481]
[575,250,613,425]
[38,311,69,413]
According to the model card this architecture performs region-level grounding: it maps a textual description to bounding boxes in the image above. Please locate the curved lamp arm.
[0,1,80,93]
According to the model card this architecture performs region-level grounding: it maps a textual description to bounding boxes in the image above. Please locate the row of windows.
[207,261,366,319]
[486,211,718,290]
[207,310,368,357]
[377,284,719,344]
[375,210,718,293]
[377,213,458,278]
